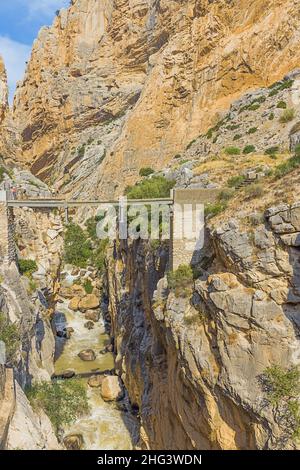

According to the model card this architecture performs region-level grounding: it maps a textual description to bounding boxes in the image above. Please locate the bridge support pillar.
[64,206,69,225]
[170,189,220,271]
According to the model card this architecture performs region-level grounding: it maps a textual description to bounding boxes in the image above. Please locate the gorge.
[1,0,300,452]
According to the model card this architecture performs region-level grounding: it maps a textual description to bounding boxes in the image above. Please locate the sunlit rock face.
[11,0,300,197]
[0,56,8,122]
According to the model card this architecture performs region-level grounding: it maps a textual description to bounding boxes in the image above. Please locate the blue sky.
[0,0,69,101]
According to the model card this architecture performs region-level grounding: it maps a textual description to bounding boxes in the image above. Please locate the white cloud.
[0,36,31,103]
[25,0,70,18]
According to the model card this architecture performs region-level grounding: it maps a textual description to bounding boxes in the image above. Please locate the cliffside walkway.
[1,188,220,270]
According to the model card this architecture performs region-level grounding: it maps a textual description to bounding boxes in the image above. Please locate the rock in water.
[78,349,96,361]
[101,376,124,402]
[63,434,84,450]
[85,310,100,322]
[88,375,104,388]
[61,370,76,379]
[79,294,100,311]
[69,296,81,311]
[84,321,95,330]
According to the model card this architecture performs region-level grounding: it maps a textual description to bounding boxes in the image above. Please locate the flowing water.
[54,297,138,450]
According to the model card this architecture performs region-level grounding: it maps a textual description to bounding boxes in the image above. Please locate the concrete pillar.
[170,189,220,271]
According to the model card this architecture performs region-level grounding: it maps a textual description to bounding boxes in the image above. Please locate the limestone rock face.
[0,56,8,122]
[7,383,61,450]
[12,0,300,197]
[106,203,300,450]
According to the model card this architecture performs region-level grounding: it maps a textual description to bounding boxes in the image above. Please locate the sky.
[0,0,69,102]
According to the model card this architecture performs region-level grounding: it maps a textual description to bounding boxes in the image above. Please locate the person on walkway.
[11,186,17,200]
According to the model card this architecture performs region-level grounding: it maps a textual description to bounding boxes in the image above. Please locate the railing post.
[64,204,69,225]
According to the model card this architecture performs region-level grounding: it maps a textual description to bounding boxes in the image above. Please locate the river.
[53,288,138,450]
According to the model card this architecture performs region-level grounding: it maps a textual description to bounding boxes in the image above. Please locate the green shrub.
[206,128,213,139]
[77,144,86,158]
[225,146,241,155]
[274,155,300,179]
[295,144,300,157]
[269,112,275,120]
[26,379,89,432]
[218,188,235,202]
[247,127,258,134]
[139,167,154,177]
[174,154,182,159]
[18,259,38,277]
[125,176,175,200]
[167,265,194,294]
[226,124,240,131]
[269,89,279,97]
[244,183,264,199]
[265,146,280,156]
[204,202,227,218]
[243,145,256,154]
[0,313,20,363]
[277,100,287,109]
[261,365,300,441]
[64,223,92,268]
[83,279,93,295]
[279,108,295,123]
[0,166,7,183]
[233,134,242,141]
[227,175,245,188]
[248,103,260,111]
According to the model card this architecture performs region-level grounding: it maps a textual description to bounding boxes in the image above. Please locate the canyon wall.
[106,202,300,449]
[0,196,64,449]
[11,0,300,197]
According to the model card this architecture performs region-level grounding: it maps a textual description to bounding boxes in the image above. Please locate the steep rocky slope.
[106,197,300,450]
[11,0,300,197]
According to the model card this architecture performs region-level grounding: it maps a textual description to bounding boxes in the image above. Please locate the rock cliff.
[105,201,300,449]
[11,0,300,197]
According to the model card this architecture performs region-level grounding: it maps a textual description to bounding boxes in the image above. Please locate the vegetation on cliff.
[125,176,175,199]
[26,379,89,432]
[262,365,300,442]
[0,313,20,363]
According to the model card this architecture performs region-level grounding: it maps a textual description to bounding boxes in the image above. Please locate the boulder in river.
[88,375,104,388]
[84,321,94,330]
[79,294,100,311]
[71,284,86,297]
[85,310,100,322]
[61,369,76,379]
[63,434,84,450]
[78,349,96,361]
[101,376,124,402]
[69,296,81,311]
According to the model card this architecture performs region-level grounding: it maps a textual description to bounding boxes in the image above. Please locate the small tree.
[26,379,89,432]
[0,313,20,363]
[64,223,92,268]
[167,265,194,297]
[139,167,154,177]
[261,365,300,442]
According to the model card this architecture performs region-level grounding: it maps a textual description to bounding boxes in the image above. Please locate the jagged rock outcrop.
[11,0,300,197]
[106,202,300,450]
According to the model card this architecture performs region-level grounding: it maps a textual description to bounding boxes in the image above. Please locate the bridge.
[0,188,220,270]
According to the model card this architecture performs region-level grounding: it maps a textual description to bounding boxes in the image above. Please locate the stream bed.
[54,300,138,450]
